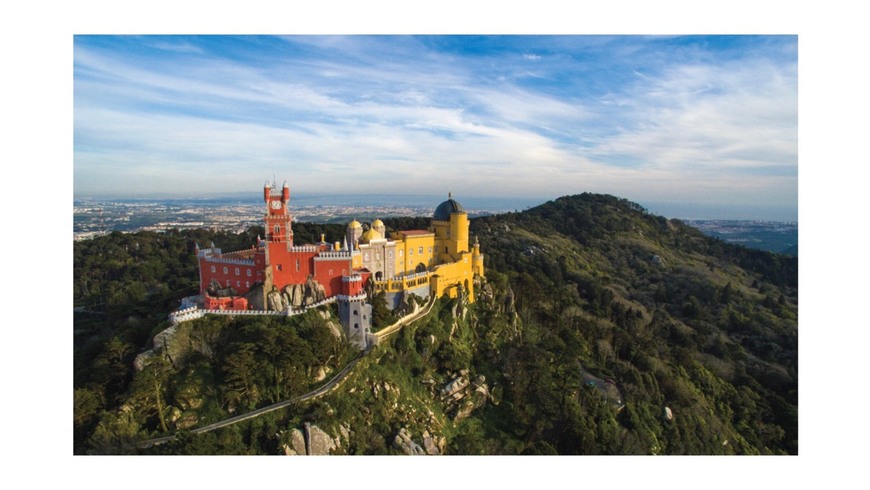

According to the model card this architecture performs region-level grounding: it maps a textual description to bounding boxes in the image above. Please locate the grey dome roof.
[433,193,466,221]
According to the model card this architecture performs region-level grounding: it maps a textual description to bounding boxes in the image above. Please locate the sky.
[74,35,797,220]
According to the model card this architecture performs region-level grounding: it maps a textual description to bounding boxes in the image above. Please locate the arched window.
[211,266,216,273]
[223,267,228,274]
[247,269,252,277]
[235,267,240,276]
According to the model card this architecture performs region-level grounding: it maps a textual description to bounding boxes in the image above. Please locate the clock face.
[271,200,281,210]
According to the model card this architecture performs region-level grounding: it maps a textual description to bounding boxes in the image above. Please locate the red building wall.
[198,257,259,295]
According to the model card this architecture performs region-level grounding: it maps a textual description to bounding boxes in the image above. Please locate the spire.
[449,191,453,199]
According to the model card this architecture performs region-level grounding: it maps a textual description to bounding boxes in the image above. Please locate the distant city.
[72,195,518,240]
[73,196,797,255]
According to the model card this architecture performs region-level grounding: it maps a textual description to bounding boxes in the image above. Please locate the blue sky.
[74,35,797,220]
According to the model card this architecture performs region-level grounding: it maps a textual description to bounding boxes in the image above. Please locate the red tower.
[264,181,293,245]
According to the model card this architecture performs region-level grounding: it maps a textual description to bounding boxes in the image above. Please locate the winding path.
[139,295,437,449]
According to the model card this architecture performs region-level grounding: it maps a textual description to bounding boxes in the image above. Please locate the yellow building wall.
[394,233,435,275]
[430,251,475,302]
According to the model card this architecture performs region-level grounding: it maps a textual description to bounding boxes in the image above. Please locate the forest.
[74,193,797,455]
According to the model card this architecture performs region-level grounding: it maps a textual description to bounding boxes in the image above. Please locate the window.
[236,281,241,287]
[409,249,413,256]
[399,250,403,257]
[296,259,300,271]
[274,225,280,235]
[223,267,228,274]
[211,266,216,273]
[277,264,283,272]
[428,247,432,254]
[418,246,423,255]
[247,269,252,277]
[235,267,240,276]
[246,281,250,288]
[364,253,369,261]
[388,251,393,259]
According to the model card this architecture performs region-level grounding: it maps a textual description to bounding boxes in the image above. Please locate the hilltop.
[74,193,797,455]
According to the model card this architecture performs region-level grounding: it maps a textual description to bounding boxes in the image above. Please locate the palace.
[195,181,484,348]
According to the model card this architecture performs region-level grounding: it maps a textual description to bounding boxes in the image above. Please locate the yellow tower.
[432,192,469,260]
[472,235,485,278]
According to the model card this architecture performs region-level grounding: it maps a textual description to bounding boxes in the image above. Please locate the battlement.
[315,250,352,259]
[199,255,256,266]
[288,245,319,253]
[337,292,368,302]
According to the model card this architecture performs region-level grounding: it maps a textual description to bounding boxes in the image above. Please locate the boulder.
[452,400,475,422]
[664,406,674,421]
[392,428,426,455]
[304,423,336,455]
[244,283,265,310]
[441,376,469,401]
[422,430,441,455]
[286,428,306,456]
[267,290,286,311]
[133,349,155,372]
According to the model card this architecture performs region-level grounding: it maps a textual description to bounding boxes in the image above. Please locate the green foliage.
[76,193,797,454]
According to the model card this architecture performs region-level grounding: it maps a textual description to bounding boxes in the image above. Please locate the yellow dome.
[372,219,384,228]
[348,219,362,229]
[359,228,383,243]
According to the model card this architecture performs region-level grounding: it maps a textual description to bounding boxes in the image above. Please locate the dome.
[348,219,362,229]
[372,218,384,228]
[359,228,383,243]
[433,193,466,221]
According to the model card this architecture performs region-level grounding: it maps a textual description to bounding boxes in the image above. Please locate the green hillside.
[74,194,797,455]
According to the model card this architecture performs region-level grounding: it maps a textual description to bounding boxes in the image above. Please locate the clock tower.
[264,181,293,245]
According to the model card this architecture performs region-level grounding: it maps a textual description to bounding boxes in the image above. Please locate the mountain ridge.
[74,192,798,455]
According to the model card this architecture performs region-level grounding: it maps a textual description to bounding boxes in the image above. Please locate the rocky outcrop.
[284,428,307,455]
[393,428,426,455]
[319,310,342,338]
[283,275,327,309]
[244,283,265,310]
[267,288,286,311]
[421,430,445,455]
[207,279,237,298]
[304,422,337,455]
[440,373,491,422]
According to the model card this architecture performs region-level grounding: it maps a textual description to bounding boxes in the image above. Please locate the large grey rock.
[452,400,475,422]
[304,423,336,455]
[267,290,286,311]
[133,349,155,372]
[441,376,469,401]
[393,428,426,455]
[422,430,441,455]
[286,428,306,455]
